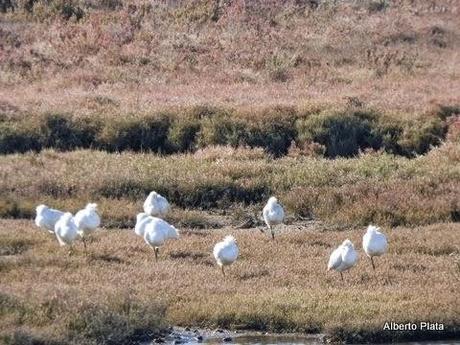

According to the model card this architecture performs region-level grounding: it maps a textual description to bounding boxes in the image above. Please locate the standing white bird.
[262,196,285,240]
[35,204,64,234]
[363,225,388,270]
[74,203,101,253]
[143,217,179,261]
[213,235,239,276]
[54,213,79,252]
[327,239,358,281]
[143,191,170,217]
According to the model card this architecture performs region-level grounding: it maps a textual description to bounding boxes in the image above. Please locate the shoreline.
[143,326,460,344]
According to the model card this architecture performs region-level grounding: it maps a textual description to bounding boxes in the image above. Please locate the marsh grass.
[1,143,460,227]
[0,220,458,343]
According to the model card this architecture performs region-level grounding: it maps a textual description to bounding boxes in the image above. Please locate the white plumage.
[327,239,358,281]
[74,203,101,253]
[54,212,79,247]
[213,235,239,276]
[262,196,285,240]
[134,212,151,237]
[143,217,179,261]
[35,204,64,234]
[74,203,101,237]
[363,225,388,270]
[143,191,170,217]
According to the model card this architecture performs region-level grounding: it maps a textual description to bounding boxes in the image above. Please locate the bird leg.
[154,247,159,262]
[340,272,344,281]
[82,237,87,256]
[221,265,225,276]
[271,230,275,241]
[370,256,376,270]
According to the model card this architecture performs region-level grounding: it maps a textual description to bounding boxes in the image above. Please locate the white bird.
[74,203,101,253]
[363,225,388,270]
[327,239,358,281]
[213,235,239,276]
[134,212,151,237]
[262,196,285,240]
[143,191,170,217]
[35,204,64,234]
[54,213,79,251]
[143,217,179,261]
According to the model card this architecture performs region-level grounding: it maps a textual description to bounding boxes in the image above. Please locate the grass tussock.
[1,143,460,227]
[1,220,458,343]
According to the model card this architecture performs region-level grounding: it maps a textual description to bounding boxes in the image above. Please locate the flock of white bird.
[34,192,388,278]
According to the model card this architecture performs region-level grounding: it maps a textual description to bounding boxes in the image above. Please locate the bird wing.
[143,223,166,247]
[328,247,342,270]
[213,242,224,261]
[364,232,388,255]
[49,209,64,226]
[341,248,358,269]
[159,196,170,214]
[215,243,238,264]
[135,217,151,236]
[143,194,154,214]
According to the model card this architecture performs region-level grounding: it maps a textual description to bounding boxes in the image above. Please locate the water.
[146,328,460,345]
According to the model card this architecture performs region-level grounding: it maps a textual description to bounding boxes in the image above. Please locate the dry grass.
[1,143,460,227]
[0,219,459,343]
[0,0,459,117]
[1,1,460,343]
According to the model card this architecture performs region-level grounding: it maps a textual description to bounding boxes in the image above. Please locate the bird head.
[61,212,74,223]
[224,235,237,244]
[342,239,354,248]
[366,225,380,234]
[136,212,149,223]
[148,191,159,199]
[36,204,48,214]
[267,196,278,204]
[86,203,98,211]
[85,203,100,217]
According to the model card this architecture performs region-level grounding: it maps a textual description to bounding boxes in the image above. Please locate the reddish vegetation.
[0,0,459,117]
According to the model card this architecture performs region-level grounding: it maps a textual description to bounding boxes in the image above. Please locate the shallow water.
[146,328,460,345]
[204,338,460,345]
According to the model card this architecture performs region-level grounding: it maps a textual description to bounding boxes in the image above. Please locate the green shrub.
[0,122,42,154]
[198,115,248,148]
[197,107,297,156]
[38,114,99,151]
[0,107,449,157]
[97,115,171,153]
[397,117,447,156]
[168,119,201,152]
[296,110,382,158]
[435,104,460,120]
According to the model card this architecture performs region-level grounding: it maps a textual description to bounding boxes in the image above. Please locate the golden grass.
[1,219,459,343]
[1,144,460,227]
